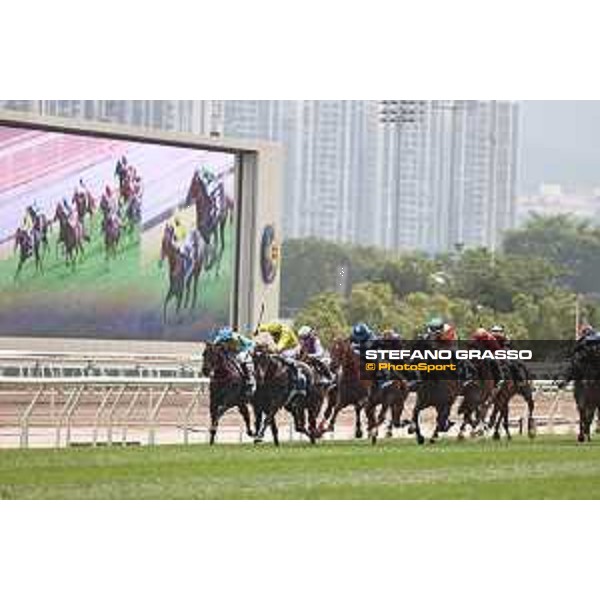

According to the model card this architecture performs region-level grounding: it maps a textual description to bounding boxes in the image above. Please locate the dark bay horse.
[186,171,233,274]
[365,376,411,444]
[27,207,50,256]
[14,228,42,278]
[253,348,320,444]
[456,360,497,440]
[160,224,206,322]
[487,368,535,440]
[202,342,254,445]
[573,380,600,443]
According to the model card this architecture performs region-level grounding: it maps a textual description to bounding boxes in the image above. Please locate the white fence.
[0,376,211,449]
[0,351,582,449]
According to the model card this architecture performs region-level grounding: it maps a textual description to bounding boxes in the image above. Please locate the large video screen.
[0,124,238,341]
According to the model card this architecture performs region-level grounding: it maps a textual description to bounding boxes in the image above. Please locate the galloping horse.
[27,207,50,256]
[99,198,121,262]
[487,367,535,440]
[320,337,373,439]
[53,203,84,268]
[202,343,254,445]
[253,344,320,444]
[160,224,206,322]
[186,171,233,274]
[73,185,96,240]
[456,360,497,439]
[364,375,411,444]
[14,228,42,278]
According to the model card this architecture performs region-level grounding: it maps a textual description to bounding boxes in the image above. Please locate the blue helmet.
[214,327,234,344]
[352,322,372,343]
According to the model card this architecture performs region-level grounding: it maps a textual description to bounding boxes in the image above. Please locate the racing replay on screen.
[0,123,239,340]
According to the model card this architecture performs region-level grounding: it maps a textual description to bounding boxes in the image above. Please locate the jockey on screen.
[171,215,193,284]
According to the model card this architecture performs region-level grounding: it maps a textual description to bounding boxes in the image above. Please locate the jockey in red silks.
[469,327,501,351]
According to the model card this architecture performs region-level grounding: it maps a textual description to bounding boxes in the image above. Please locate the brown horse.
[320,337,373,438]
[365,377,411,444]
[53,203,84,268]
[73,184,96,240]
[487,375,536,440]
[456,360,497,440]
[160,224,206,322]
[186,171,233,274]
[202,342,254,445]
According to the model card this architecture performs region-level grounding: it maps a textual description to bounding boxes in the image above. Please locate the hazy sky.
[520,100,600,194]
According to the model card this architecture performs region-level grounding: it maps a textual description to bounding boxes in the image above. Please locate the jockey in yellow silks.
[257,321,299,358]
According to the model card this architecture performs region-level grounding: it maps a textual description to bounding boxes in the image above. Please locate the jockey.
[115,156,128,184]
[297,325,333,386]
[350,322,376,354]
[171,215,193,283]
[490,324,511,348]
[213,327,256,396]
[426,317,458,346]
[297,325,325,359]
[257,321,305,394]
[172,215,188,245]
[62,197,73,219]
[258,321,299,358]
[470,327,501,351]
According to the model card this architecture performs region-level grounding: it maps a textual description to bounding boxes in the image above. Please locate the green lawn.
[1,436,600,499]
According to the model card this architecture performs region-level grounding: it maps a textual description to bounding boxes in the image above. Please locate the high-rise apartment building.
[0,99,519,253]
[0,100,225,136]
[373,100,519,253]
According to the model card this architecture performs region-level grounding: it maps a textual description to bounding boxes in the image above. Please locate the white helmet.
[298,326,313,339]
[490,325,504,334]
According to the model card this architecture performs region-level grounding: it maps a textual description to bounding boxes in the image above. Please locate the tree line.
[281,214,600,344]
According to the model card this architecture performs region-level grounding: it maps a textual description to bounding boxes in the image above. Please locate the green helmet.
[427,317,444,333]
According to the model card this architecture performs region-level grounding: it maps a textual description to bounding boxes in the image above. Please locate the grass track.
[1,436,600,499]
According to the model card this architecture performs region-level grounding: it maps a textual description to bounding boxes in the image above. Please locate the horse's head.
[329,337,351,370]
[202,342,219,377]
[54,203,64,222]
[161,223,176,258]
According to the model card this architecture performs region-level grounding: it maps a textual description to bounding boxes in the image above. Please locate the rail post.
[19,385,45,449]
[148,384,171,446]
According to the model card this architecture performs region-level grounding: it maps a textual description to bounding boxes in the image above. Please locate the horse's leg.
[163,288,174,324]
[354,404,364,439]
[501,399,512,441]
[412,400,425,445]
[271,418,280,447]
[365,395,379,444]
[209,400,219,445]
[191,271,201,311]
[307,392,320,443]
[522,385,536,439]
[431,403,450,444]
[14,256,24,281]
[238,402,254,438]
[319,385,337,432]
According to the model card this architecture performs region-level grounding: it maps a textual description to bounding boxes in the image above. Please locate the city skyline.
[2,99,593,253]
